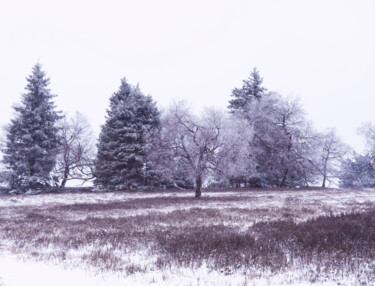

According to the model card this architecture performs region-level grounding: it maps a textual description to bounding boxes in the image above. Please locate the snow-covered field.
[0,188,374,285]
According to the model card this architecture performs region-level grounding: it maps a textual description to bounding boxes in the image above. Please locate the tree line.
[1,64,375,196]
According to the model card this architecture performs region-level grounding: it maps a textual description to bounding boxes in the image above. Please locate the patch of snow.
[0,254,124,286]
[0,254,352,286]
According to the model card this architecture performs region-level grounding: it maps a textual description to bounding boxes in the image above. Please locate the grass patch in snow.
[0,188,375,284]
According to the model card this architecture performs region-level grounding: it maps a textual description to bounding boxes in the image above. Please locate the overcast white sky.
[1,0,374,151]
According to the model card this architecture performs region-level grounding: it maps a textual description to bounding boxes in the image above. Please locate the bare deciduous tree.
[245,94,318,187]
[359,123,375,157]
[162,101,226,197]
[214,115,255,187]
[315,129,349,187]
[358,122,375,173]
[54,112,96,188]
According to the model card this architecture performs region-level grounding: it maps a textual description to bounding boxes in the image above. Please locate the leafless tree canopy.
[315,129,349,187]
[161,101,227,197]
[54,112,96,188]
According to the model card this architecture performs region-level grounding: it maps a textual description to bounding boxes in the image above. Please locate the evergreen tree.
[228,67,266,113]
[94,78,160,190]
[227,68,268,187]
[3,64,62,192]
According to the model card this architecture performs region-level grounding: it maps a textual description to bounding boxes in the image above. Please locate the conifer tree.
[3,64,62,192]
[94,78,160,190]
[228,67,266,113]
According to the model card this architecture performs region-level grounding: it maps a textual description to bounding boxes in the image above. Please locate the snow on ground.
[0,188,374,285]
[1,188,374,208]
[0,191,190,208]
[1,188,374,217]
[0,253,348,286]
[0,254,124,286]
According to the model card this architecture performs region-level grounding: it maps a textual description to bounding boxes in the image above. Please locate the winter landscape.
[1,41,375,286]
[2,1,375,285]
[1,188,375,286]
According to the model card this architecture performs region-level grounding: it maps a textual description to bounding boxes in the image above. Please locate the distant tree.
[0,143,9,187]
[315,129,349,187]
[338,122,375,188]
[0,132,8,186]
[213,115,256,187]
[228,70,321,187]
[339,153,375,188]
[94,78,160,190]
[228,68,267,113]
[246,94,318,187]
[54,112,96,188]
[358,122,375,162]
[162,102,226,197]
[2,64,61,192]
[146,120,194,189]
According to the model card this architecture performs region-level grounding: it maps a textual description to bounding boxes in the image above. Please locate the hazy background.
[1,0,374,151]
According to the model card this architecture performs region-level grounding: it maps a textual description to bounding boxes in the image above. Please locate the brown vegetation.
[0,188,374,283]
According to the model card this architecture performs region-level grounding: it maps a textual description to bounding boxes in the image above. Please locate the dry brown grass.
[0,187,375,283]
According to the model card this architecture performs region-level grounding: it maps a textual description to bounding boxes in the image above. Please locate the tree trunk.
[60,165,69,188]
[322,157,328,188]
[322,176,326,188]
[195,175,202,198]
[280,168,288,187]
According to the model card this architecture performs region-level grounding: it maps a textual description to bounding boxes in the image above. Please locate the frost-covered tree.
[338,122,375,188]
[2,64,61,192]
[228,68,321,187]
[358,122,375,162]
[236,93,319,187]
[213,115,256,187]
[339,153,375,188]
[315,129,349,187]
[228,68,266,113]
[252,95,310,186]
[54,112,96,188]
[94,78,160,190]
[146,118,194,190]
[0,133,9,187]
[162,102,226,197]
[0,132,8,186]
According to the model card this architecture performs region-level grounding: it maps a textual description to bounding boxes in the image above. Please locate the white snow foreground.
[0,254,123,286]
[0,254,352,286]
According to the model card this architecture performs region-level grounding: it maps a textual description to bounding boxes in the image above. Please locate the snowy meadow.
[3,1,375,284]
[0,188,375,285]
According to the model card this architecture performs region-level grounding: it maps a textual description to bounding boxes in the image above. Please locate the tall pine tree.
[228,67,266,113]
[3,64,62,192]
[94,78,160,190]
